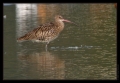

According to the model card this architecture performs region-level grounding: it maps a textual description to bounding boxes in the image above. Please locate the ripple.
[50,45,101,51]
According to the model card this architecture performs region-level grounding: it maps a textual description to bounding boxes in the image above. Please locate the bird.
[17,15,76,51]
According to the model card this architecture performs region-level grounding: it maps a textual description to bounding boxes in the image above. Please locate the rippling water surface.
[4,3,117,80]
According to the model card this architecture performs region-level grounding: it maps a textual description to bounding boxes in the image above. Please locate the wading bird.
[17,15,77,51]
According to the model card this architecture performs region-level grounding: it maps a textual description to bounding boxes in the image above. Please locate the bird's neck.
[55,20,64,32]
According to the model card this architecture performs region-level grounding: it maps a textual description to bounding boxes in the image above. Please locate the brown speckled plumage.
[17,15,73,49]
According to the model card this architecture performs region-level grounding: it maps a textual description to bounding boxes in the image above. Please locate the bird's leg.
[45,42,49,51]
[45,44,48,51]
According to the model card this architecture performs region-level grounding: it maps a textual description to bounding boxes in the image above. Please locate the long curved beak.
[63,19,79,26]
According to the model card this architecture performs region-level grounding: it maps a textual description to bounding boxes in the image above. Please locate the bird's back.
[17,22,61,43]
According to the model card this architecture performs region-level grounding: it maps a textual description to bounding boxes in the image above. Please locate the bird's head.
[55,15,78,26]
[55,15,72,23]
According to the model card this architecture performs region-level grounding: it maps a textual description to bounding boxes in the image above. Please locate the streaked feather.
[17,15,71,45]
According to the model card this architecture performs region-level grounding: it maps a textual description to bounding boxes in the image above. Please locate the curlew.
[17,15,76,50]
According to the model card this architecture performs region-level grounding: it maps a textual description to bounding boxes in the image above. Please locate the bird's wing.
[17,22,57,40]
[35,22,58,39]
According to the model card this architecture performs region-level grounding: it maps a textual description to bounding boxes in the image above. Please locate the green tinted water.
[4,3,117,80]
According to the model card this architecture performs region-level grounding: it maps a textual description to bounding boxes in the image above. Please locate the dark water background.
[3,3,117,80]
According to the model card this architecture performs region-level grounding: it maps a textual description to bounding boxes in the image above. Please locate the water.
[3,3,117,80]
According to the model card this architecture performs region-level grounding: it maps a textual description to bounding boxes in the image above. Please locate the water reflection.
[17,51,65,79]
[13,3,116,79]
[16,4,37,37]
[37,4,47,23]
[37,4,68,23]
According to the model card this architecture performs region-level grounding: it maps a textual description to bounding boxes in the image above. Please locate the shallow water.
[3,3,117,80]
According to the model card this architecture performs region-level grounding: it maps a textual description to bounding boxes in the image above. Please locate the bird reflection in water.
[17,51,65,79]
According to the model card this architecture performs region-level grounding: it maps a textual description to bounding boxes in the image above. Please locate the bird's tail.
[17,35,28,41]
